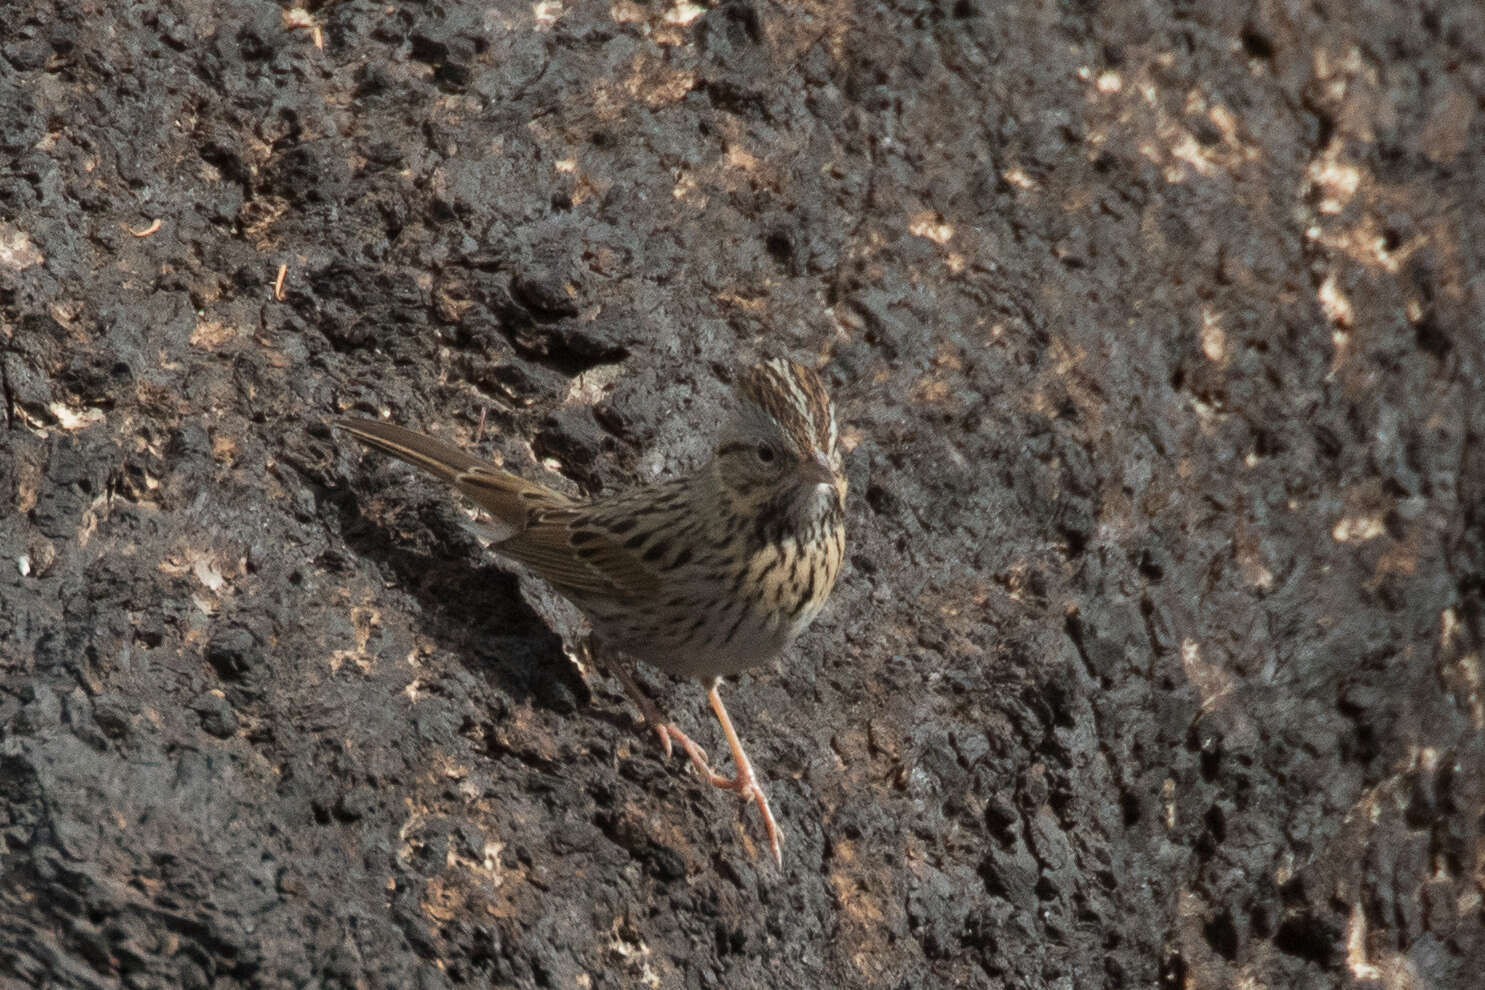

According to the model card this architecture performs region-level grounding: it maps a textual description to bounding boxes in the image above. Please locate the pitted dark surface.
[3,1,1482,987]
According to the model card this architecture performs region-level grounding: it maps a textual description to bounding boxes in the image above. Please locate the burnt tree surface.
[2,1,1482,987]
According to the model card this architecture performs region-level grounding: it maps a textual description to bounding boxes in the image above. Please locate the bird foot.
[652,721,715,777]
[608,656,783,867]
[610,660,719,778]
[703,679,782,866]
[704,762,781,867]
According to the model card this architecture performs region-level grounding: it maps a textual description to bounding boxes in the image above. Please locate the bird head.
[712,359,847,529]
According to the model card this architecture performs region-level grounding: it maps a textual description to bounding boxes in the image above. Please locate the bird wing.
[335,416,659,600]
[494,506,662,602]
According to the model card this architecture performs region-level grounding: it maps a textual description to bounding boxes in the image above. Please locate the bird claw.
[710,768,782,867]
[611,660,709,770]
[652,722,781,864]
[611,660,783,866]
[653,722,716,778]
[652,722,673,760]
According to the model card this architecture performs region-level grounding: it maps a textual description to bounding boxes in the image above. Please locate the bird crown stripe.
[740,360,837,455]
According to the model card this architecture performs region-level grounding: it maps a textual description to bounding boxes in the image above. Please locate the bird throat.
[742,483,838,556]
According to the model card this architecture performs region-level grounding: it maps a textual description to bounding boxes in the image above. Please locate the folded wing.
[333,416,660,602]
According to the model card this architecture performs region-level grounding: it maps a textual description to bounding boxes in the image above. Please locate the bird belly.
[586,597,795,679]
[649,608,798,678]
[585,532,840,680]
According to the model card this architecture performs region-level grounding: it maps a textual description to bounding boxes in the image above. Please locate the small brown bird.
[333,359,847,864]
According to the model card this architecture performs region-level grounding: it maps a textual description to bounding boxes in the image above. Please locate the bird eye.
[755,443,776,463]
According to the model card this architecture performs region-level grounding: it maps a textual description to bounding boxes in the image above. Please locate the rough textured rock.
[2,0,1482,987]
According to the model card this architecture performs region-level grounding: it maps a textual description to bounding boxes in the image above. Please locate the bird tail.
[332,417,571,534]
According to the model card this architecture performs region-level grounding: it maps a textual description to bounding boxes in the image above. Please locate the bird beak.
[799,449,836,488]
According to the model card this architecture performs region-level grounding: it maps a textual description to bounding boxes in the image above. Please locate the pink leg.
[703,678,782,867]
[610,657,716,779]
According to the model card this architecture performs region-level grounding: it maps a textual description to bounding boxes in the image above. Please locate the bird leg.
[608,655,716,779]
[602,650,781,867]
[702,677,782,867]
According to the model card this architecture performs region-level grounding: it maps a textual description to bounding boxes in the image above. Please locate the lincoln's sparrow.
[333,359,847,864]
